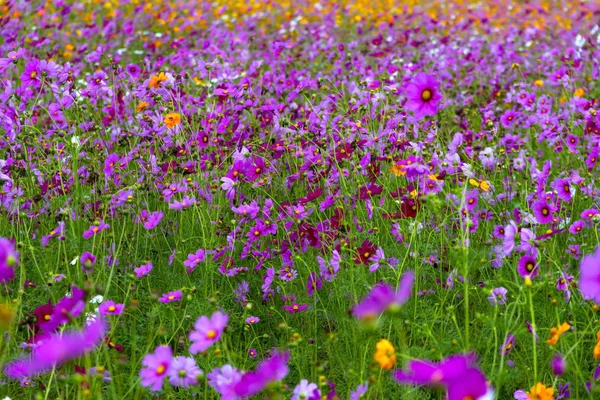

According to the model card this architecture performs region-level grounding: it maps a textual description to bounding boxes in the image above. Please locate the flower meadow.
[2,0,600,398]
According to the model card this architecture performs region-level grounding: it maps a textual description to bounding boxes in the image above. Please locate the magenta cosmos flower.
[4,319,106,379]
[140,345,172,391]
[189,311,228,354]
[83,221,110,239]
[159,290,182,303]
[404,72,442,119]
[579,246,600,303]
[234,351,290,397]
[98,300,125,316]
[168,356,202,388]
[352,271,414,321]
[0,237,18,282]
[134,262,152,278]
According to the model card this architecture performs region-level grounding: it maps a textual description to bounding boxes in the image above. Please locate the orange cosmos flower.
[164,113,181,129]
[574,88,585,98]
[136,102,149,113]
[546,322,571,346]
[374,339,396,370]
[594,331,600,359]
[526,382,554,400]
[148,72,168,88]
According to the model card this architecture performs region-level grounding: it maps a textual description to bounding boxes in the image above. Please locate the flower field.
[1,0,600,398]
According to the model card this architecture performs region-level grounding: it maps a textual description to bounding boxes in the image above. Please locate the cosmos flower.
[134,262,152,278]
[140,345,172,392]
[353,271,414,321]
[158,290,182,304]
[487,287,507,305]
[98,300,125,316]
[500,334,515,356]
[374,339,396,370]
[207,364,243,399]
[189,311,228,354]
[4,319,107,379]
[547,322,571,346]
[168,356,202,388]
[550,353,566,376]
[234,351,289,397]
[83,221,110,239]
[292,380,320,400]
[0,237,18,282]
[579,246,600,303]
[404,72,442,119]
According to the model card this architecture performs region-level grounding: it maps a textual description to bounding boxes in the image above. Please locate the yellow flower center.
[206,330,217,339]
[421,89,432,101]
[156,365,165,375]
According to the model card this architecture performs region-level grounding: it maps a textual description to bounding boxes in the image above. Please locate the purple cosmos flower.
[500,109,520,128]
[134,262,152,278]
[581,208,599,219]
[579,247,600,303]
[569,220,585,234]
[40,286,86,332]
[307,272,322,297]
[140,210,163,230]
[0,237,18,282]
[518,255,538,278]
[318,250,341,282]
[517,228,538,258]
[207,364,243,399]
[282,304,308,313]
[551,178,573,202]
[184,249,206,272]
[500,334,515,356]
[503,221,518,256]
[168,356,202,388]
[158,290,182,304]
[292,380,320,400]
[80,251,96,273]
[353,271,414,321]
[83,221,110,239]
[550,353,566,376]
[488,287,507,306]
[140,345,172,392]
[234,351,290,397]
[245,316,260,325]
[98,300,124,316]
[531,199,555,224]
[41,222,66,247]
[169,195,195,210]
[404,72,442,119]
[350,382,369,400]
[248,348,257,358]
[5,319,106,379]
[189,311,228,354]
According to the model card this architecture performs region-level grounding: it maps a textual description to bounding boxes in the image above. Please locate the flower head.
[374,339,396,370]
[404,72,442,119]
[140,345,172,392]
[189,311,228,354]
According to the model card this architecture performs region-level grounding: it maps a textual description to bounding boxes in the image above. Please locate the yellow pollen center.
[156,365,165,375]
[108,306,116,312]
[44,315,51,321]
[206,330,217,339]
[421,89,432,101]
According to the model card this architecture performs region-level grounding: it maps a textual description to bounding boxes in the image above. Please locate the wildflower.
[282,304,308,313]
[307,272,322,297]
[354,240,377,265]
[140,345,172,391]
[148,72,168,88]
[374,339,396,369]
[500,334,515,356]
[136,101,149,112]
[404,72,442,119]
[393,353,487,400]
[189,311,228,354]
[168,356,202,388]
[574,88,585,97]
[39,286,86,332]
[292,380,320,400]
[532,199,555,224]
[134,262,152,278]
[550,353,566,376]
[164,113,181,129]
[579,247,600,303]
[184,249,206,273]
[526,383,554,400]
[245,316,260,325]
[234,351,289,397]
[488,287,508,305]
[350,382,369,399]
[594,331,600,359]
[158,290,182,303]
[98,300,124,316]
[518,255,539,279]
[207,365,242,398]
[248,348,257,358]
[80,251,96,273]
[83,221,110,239]
[0,237,18,282]
[353,271,414,321]
[547,322,571,346]
[569,220,585,234]
[4,319,106,379]
[138,210,163,230]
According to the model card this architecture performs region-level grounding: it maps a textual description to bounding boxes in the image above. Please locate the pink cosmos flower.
[98,300,125,316]
[159,290,182,303]
[0,237,18,282]
[168,356,202,388]
[404,72,442,119]
[83,221,110,239]
[4,319,106,379]
[140,345,172,392]
[189,311,229,354]
[579,246,600,303]
[134,262,153,278]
